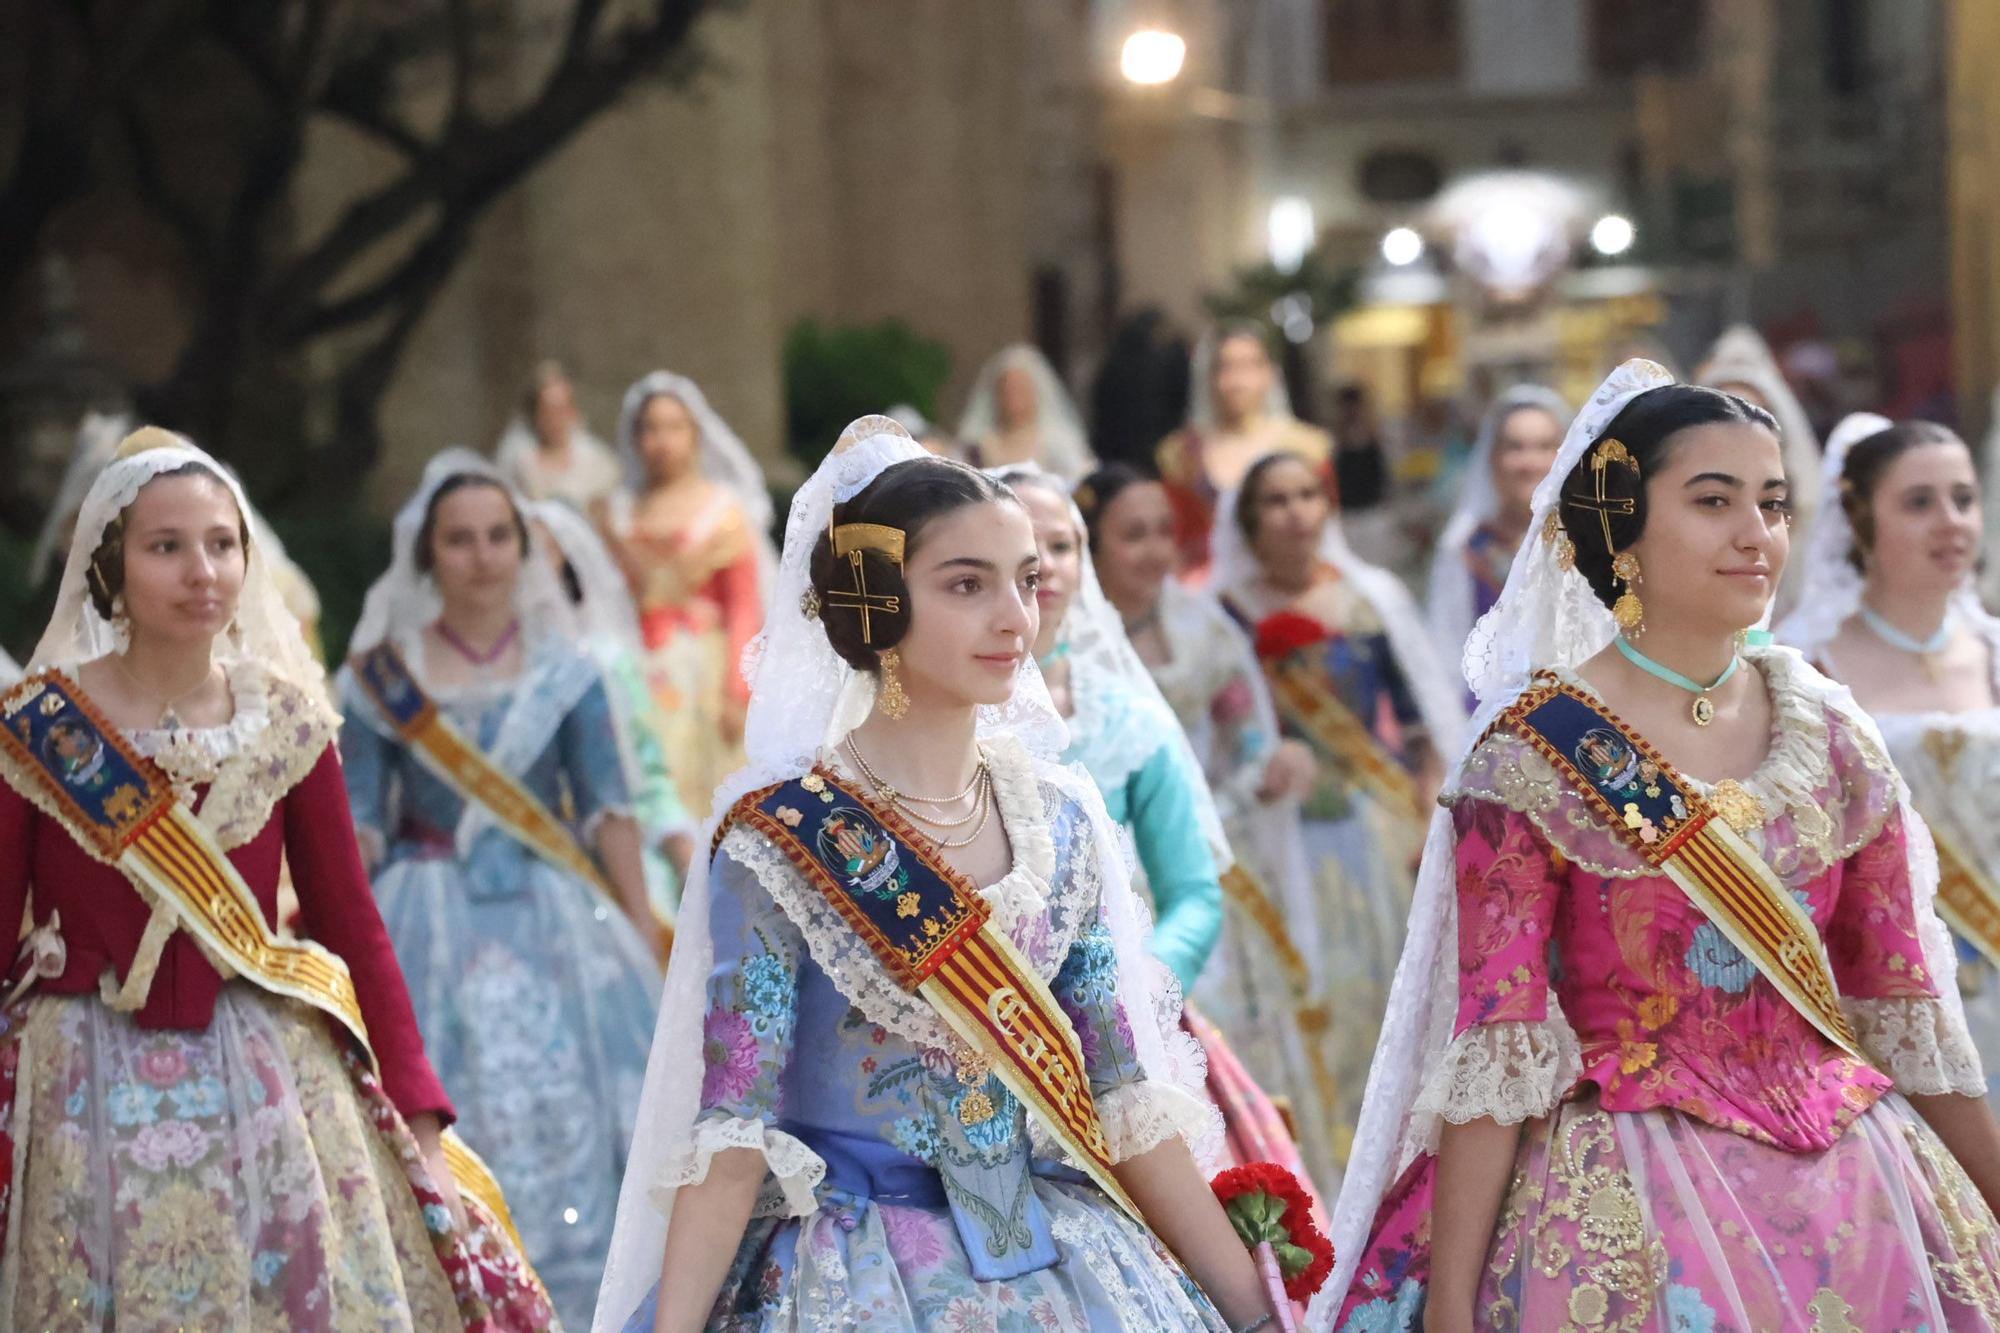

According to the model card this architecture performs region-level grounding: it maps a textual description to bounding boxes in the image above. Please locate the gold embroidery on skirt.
[1906,1120,2000,1318]
[1519,1109,1668,1331]
[1806,1288,1863,1333]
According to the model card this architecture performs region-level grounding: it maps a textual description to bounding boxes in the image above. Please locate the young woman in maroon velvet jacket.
[0,428,555,1331]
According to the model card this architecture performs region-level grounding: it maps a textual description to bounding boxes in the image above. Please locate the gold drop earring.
[876,648,910,720]
[1611,551,1645,637]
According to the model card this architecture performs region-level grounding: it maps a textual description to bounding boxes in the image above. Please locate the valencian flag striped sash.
[1500,674,1869,1063]
[0,670,532,1253]
[722,768,1144,1222]
[351,642,619,903]
[1267,662,1422,821]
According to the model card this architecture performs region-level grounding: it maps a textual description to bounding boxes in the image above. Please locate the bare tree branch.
[116,95,214,265]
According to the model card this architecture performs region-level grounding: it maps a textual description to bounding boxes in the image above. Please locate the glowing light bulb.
[1381,227,1424,267]
[1120,30,1187,86]
[1591,213,1636,257]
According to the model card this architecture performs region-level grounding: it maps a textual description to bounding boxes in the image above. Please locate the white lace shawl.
[593,419,1210,1330]
[1424,386,1570,665]
[1305,361,1980,1328]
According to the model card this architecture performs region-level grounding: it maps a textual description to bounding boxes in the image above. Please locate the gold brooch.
[1708,779,1767,835]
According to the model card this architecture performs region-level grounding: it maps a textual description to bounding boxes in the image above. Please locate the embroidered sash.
[0,671,530,1254]
[352,643,617,903]
[1268,661,1421,820]
[723,770,1144,1223]
[1500,675,1869,1062]
[1930,831,2000,970]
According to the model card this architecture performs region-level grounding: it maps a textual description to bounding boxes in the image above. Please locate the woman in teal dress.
[1001,464,1329,1219]
[339,451,664,1329]
[595,419,1285,1333]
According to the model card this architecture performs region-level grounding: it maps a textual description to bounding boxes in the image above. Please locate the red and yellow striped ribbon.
[1270,663,1421,820]
[1931,830,2000,970]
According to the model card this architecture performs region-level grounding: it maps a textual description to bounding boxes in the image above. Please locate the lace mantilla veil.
[1696,325,1825,608]
[612,370,780,582]
[347,447,576,660]
[1775,411,1994,662]
[1303,360,1976,1326]
[1209,464,1467,759]
[30,428,327,712]
[958,345,1097,482]
[594,419,1216,1329]
[1188,327,1295,434]
[991,464,1231,868]
[1424,385,1571,663]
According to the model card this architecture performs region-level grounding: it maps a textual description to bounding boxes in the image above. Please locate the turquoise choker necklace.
[1036,641,1072,671]
[1615,634,1739,727]
[1856,604,1952,656]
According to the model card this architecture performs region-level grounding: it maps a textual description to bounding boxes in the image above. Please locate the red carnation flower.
[1210,1161,1335,1301]
[1253,611,1333,665]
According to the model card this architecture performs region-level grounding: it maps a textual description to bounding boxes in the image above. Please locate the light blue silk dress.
[1059,659,1223,994]
[337,637,663,1330]
[619,739,1226,1331]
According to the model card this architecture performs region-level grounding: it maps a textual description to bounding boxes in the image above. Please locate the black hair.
[1211,321,1273,371]
[810,455,1020,670]
[1839,420,1970,572]
[1074,462,1157,553]
[1232,450,1335,545]
[86,461,249,620]
[1555,384,1778,610]
[413,474,530,576]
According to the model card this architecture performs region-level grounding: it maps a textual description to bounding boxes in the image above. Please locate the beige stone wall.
[340,0,1086,509]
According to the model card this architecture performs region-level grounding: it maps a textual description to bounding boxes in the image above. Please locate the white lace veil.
[494,413,614,483]
[1211,462,1466,758]
[614,370,776,536]
[957,344,1096,481]
[347,448,575,660]
[1305,360,1974,1326]
[1189,327,1294,433]
[1424,385,1571,664]
[29,409,128,586]
[991,464,1232,868]
[594,418,1221,1328]
[525,498,664,855]
[1771,412,1895,661]
[30,427,326,706]
[1697,326,1824,605]
[1982,386,2000,610]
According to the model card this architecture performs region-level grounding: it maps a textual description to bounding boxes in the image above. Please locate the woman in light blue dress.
[596,420,1285,1333]
[339,451,663,1329]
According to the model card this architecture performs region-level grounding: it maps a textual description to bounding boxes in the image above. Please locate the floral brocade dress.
[338,639,662,1330]
[1864,701,2000,1113]
[620,497,761,819]
[1338,654,2000,1332]
[1144,582,1342,1200]
[628,736,1229,1331]
[0,661,554,1331]
[1229,580,1429,1157]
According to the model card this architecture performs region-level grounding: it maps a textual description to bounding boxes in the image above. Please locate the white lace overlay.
[1410,1017,1585,1133]
[1845,996,1987,1097]
[714,736,1075,1054]
[1094,1080,1220,1164]
[652,1116,826,1221]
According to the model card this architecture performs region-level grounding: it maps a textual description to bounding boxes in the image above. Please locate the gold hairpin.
[827,520,906,643]
[1569,437,1639,554]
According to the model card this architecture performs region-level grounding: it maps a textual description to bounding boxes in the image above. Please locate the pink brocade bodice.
[1442,663,1942,1153]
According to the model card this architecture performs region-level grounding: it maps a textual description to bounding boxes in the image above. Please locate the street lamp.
[1268,196,1315,273]
[1381,227,1425,266]
[1120,29,1186,85]
[1590,213,1636,258]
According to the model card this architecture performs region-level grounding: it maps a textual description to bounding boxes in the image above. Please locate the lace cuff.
[1413,1018,1584,1125]
[1094,1080,1217,1164]
[650,1116,827,1220]
[1844,996,1987,1097]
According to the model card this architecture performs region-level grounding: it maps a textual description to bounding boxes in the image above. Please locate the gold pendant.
[1691,694,1715,727]
[958,1089,996,1126]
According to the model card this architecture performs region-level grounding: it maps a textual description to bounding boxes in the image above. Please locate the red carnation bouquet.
[1252,610,1333,665]
[1211,1161,1334,1322]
